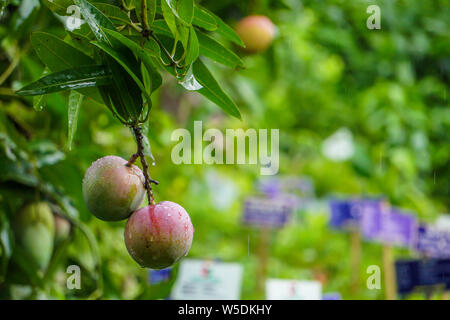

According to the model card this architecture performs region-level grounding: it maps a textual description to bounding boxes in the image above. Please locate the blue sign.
[243,197,292,228]
[416,224,450,258]
[148,268,172,285]
[329,198,370,230]
[395,258,450,294]
[361,205,417,247]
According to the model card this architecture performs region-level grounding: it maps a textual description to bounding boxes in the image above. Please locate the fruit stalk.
[131,125,157,205]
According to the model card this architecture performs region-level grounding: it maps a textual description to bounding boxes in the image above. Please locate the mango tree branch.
[131,125,158,205]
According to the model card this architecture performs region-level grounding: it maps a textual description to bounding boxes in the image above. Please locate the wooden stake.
[350,230,362,293]
[382,245,397,300]
[256,227,270,297]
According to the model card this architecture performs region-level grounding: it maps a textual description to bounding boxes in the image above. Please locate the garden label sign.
[258,176,314,198]
[266,279,322,300]
[322,292,342,300]
[148,268,172,285]
[415,224,450,258]
[360,206,417,247]
[171,259,243,300]
[395,258,450,294]
[243,197,292,228]
[329,199,362,230]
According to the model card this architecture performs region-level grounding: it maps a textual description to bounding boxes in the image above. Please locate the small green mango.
[14,202,55,270]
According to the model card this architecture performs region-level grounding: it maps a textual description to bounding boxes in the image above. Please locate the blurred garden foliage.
[0,0,448,299]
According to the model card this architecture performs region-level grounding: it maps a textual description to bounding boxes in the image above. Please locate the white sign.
[436,214,450,230]
[171,259,243,300]
[266,279,322,300]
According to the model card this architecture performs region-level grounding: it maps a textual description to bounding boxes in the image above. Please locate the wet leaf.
[16,65,112,96]
[66,91,83,151]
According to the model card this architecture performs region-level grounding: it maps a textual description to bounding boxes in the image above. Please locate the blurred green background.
[0,0,448,300]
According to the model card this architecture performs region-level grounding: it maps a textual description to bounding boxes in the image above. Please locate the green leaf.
[66,91,83,151]
[177,0,194,25]
[152,19,173,37]
[16,65,113,96]
[197,31,244,69]
[73,0,115,45]
[92,2,131,25]
[160,0,178,37]
[91,40,150,101]
[192,5,217,31]
[184,26,199,66]
[41,0,74,16]
[31,32,94,70]
[96,50,146,121]
[192,59,241,119]
[33,95,47,111]
[136,0,156,28]
[141,121,155,161]
[31,32,102,102]
[70,23,94,41]
[75,0,147,122]
[123,0,136,9]
[103,29,162,92]
[104,29,160,58]
[202,8,244,47]
[152,19,193,63]
[33,68,50,111]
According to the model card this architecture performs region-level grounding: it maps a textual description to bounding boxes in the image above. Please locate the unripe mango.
[83,155,146,221]
[235,15,275,53]
[14,202,55,270]
[124,201,194,269]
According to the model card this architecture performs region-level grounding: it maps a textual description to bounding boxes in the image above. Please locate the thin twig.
[131,126,158,205]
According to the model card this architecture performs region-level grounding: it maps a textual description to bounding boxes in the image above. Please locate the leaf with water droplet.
[179,64,202,91]
[16,65,113,96]
[33,94,46,111]
[33,68,50,111]
[66,90,83,151]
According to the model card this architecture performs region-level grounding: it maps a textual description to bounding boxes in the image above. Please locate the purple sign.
[258,176,314,198]
[243,197,292,228]
[258,178,282,198]
[322,292,342,300]
[361,206,418,247]
[416,224,450,258]
[148,268,171,285]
